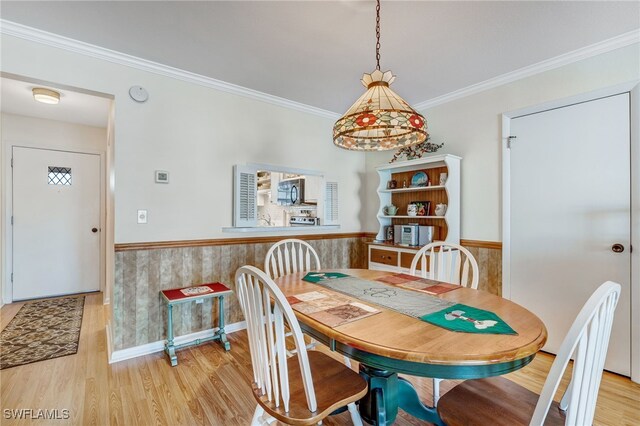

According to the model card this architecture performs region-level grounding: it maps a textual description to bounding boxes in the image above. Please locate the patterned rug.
[0,296,85,370]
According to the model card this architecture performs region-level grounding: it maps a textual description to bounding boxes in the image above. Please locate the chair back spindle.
[265,239,321,279]
[530,281,621,426]
[236,266,317,414]
[410,242,479,289]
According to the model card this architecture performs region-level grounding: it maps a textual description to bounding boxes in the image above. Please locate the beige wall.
[365,44,640,241]
[0,34,366,246]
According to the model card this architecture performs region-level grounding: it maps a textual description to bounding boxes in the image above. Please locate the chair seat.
[437,376,566,426]
[252,351,367,426]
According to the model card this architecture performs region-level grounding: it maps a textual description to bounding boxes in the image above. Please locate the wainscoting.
[111,234,501,352]
[461,240,503,296]
[112,234,367,351]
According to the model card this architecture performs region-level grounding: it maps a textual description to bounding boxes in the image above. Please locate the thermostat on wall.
[155,170,169,183]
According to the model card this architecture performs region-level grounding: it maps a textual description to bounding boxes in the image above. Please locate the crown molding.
[414,29,640,111]
[0,20,340,120]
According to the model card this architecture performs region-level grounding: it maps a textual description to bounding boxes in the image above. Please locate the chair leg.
[432,378,442,406]
[559,380,573,412]
[343,355,352,368]
[347,402,363,426]
[251,406,265,426]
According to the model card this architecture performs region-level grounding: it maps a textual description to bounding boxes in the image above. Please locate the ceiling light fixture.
[333,0,428,151]
[32,88,60,105]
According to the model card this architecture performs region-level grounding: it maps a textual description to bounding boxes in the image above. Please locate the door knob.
[91,228,98,233]
[611,243,624,253]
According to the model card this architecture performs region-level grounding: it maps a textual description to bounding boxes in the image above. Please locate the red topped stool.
[161,282,232,366]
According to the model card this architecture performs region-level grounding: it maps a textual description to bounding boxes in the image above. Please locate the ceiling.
[1,77,111,127]
[1,1,639,114]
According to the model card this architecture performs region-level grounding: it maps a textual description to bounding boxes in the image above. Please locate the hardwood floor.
[1,293,639,425]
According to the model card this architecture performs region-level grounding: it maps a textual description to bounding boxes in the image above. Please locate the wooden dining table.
[273,269,547,426]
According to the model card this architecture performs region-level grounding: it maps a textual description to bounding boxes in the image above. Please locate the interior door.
[12,147,101,300]
[509,93,631,376]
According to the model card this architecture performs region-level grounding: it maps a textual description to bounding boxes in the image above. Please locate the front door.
[12,147,101,300]
[509,93,631,376]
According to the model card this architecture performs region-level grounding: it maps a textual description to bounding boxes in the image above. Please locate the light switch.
[137,210,148,224]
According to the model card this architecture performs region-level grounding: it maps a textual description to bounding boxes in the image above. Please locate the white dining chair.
[409,241,479,289]
[264,239,321,280]
[264,238,353,366]
[235,266,367,426]
[437,281,621,426]
[409,241,479,405]
[265,239,321,354]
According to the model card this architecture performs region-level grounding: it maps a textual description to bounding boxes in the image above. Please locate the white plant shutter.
[324,181,338,225]
[233,165,258,227]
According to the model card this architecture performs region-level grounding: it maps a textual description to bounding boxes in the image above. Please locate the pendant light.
[333,0,428,151]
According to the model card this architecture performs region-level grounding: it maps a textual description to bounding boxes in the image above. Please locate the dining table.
[273,269,547,426]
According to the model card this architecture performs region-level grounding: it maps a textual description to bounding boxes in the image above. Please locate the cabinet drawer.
[400,252,428,271]
[370,248,398,266]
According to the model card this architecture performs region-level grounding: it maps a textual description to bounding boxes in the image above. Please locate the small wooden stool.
[161,282,232,366]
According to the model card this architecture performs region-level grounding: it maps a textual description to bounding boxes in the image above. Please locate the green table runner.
[302,272,518,335]
[421,303,518,335]
[302,272,350,283]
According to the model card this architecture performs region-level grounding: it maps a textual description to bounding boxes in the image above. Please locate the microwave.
[277,178,305,206]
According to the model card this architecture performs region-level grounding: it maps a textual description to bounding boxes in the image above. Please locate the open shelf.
[380,185,445,193]
[379,215,446,219]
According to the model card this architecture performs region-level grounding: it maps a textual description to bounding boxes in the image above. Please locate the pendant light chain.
[333,0,428,151]
[375,0,381,70]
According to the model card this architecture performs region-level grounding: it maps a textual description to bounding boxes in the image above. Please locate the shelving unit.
[369,154,461,272]
[373,154,461,244]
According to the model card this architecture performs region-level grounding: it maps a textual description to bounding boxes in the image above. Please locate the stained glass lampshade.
[333,69,428,151]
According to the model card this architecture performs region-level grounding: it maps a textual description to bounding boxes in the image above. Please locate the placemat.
[374,273,461,295]
[287,290,380,328]
[304,273,455,318]
[421,303,518,335]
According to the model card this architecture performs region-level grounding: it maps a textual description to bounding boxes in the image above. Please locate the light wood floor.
[1,293,639,425]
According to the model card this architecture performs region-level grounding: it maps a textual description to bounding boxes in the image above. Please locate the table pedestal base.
[358,364,443,426]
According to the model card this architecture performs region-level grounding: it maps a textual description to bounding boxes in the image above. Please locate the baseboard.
[109,320,247,364]
[105,321,114,363]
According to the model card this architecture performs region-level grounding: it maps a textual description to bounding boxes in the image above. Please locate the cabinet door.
[304,175,322,202]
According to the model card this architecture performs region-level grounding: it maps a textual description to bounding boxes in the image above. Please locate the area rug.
[0,296,85,370]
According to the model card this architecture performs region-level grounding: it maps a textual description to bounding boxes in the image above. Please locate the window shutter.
[233,165,257,227]
[324,181,338,225]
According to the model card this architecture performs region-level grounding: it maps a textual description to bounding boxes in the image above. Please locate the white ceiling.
[1,77,111,127]
[1,1,639,113]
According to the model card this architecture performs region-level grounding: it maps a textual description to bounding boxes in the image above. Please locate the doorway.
[503,84,639,381]
[1,74,113,304]
[12,147,102,300]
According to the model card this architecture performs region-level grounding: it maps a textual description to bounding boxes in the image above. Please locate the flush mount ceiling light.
[333,0,428,151]
[32,88,60,105]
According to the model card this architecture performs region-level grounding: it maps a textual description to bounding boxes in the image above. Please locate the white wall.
[0,34,366,244]
[365,44,640,241]
[1,113,107,151]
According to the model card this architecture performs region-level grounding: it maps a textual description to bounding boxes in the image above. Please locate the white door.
[12,147,101,300]
[509,93,631,376]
